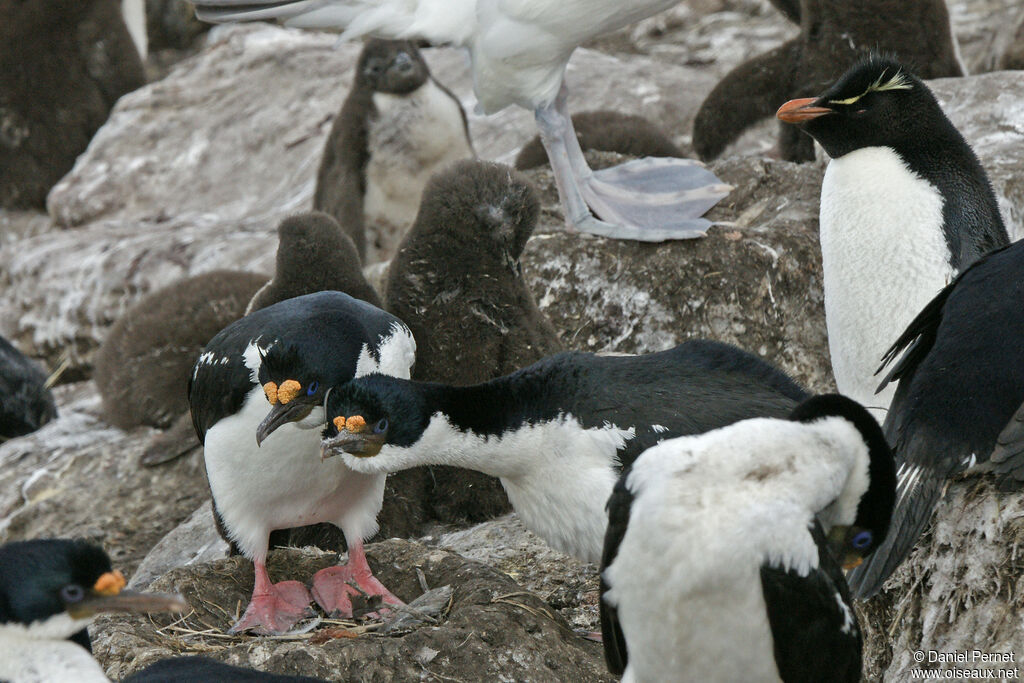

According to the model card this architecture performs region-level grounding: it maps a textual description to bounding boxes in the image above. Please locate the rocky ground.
[1,1,1023,680]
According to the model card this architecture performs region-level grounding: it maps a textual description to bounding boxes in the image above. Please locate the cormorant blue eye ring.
[307,381,319,396]
[851,530,873,550]
[60,584,85,603]
[374,418,388,433]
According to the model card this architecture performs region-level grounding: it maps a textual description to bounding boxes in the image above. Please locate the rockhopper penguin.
[191,0,731,242]
[777,56,1008,419]
[189,291,415,634]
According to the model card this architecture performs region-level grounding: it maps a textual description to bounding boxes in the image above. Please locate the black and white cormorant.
[847,239,1024,598]
[600,394,896,682]
[0,334,57,440]
[0,538,186,683]
[776,56,1008,420]
[319,340,810,563]
[189,291,415,634]
[189,0,730,242]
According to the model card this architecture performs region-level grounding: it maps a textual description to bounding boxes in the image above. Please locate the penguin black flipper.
[769,0,801,23]
[599,470,635,675]
[761,521,862,683]
[0,335,57,439]
[692,40,805,162]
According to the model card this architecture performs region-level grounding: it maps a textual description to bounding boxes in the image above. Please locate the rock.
[858,478,1024,681]
[2,23,717,377]
[0,382,208,570]
[438,515,600,633]
[994,8,1024,70]
[94,541,614,682]
[127,502,228,591]
[521,153,834,393]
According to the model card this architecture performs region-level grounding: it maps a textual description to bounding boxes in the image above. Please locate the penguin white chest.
[819,147,954,418]
[364,82,473,234]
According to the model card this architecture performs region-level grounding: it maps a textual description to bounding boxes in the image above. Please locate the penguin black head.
[776,56,949,158]
[274,212,351,276]
[356,38,428,95]
[319,375,429,458]
[410,160,539,266]
[0,539,186,639]
[788,394,897,570]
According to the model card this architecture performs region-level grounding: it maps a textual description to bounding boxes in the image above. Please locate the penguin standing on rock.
[189,291,415,635]
[693,0,965,162]
[776,56,1008,419]
[313,38,473,264]
[384,160,562,524]
[847,240,1024,598]
[0,335,57,440]
[320,340,810,564]
[600,395,896,682]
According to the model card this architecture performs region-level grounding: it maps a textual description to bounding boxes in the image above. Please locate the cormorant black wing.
[761,521,861,683]
[599,469,635,675]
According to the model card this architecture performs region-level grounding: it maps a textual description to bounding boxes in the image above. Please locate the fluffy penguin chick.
[314,38,473,264]
[93,270,266,465]
[847,239,1024,598]
[601,395,896,683]
[0,335,57,440]
[385,159,562,524]
[247,211,382,314]
[321,340,810,564]
[777,56,1008,419]
[0,538,186,683]
[0,0,145,208]
[189,291,415,635]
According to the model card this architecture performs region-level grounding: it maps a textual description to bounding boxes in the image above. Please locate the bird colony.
[1,1,1022,682]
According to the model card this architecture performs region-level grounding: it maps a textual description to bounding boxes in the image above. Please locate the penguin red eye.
[307,381,319,396]
[374,418,388,434]
[60,584,85,603]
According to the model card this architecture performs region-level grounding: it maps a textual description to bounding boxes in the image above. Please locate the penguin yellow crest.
[278,380,301,404]
[94,570,126,596]
[263,382,278,404]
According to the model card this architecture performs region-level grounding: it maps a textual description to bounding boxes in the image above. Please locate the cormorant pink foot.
[310,564,403,619]
[228,579,314,635]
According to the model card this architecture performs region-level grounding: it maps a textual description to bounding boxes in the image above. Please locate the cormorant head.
[776,56,943,159]
[319,375,429,461]
[255,342,334,445]
[789,394,897,571]
[357,38,429,95]
[0,539,186,641]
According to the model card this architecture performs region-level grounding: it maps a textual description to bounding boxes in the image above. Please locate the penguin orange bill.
[776,98,833,123]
